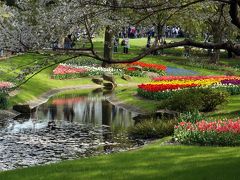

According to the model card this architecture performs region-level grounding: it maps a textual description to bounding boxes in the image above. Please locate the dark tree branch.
[128,0,205,25]
[83,17,100,59]
[13,55,81,89]
[229,0,240,28]
[101,40,239,63]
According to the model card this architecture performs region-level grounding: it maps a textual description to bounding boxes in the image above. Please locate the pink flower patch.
[53,65,88,75]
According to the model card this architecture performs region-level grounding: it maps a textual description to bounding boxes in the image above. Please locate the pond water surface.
[7,90,137,133]
[0,89,139,171]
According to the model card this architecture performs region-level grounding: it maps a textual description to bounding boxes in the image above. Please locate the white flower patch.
[60,63,123,76]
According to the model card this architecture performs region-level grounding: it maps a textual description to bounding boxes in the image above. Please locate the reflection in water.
[5,91,137,133]
[63,104,75,122]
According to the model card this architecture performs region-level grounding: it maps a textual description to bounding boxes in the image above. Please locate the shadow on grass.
[208,110,240,119]
[1,142,240,180]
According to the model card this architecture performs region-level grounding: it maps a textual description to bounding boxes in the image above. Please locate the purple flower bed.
[221,79,240,85]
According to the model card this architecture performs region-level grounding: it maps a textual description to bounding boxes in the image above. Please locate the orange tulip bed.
[138,75,240,100]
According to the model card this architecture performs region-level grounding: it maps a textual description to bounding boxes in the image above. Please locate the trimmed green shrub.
[200,88,229,112]
[159,88,229,113]
[128,119,177,139]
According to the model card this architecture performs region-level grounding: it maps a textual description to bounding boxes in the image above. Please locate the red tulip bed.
[174,119,240,146]
[130,62,167,71]
[125,62,167,76]
[138,75,240,100]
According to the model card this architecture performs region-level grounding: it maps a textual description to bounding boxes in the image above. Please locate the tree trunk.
[102,26,113,67]
[210,49,220,64]
[157,23,163,38]
[227,50,233,58]
[209,24,222,64]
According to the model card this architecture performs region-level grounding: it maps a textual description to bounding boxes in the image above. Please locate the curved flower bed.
[138,75,240,100]
[53,64,88,79]
[174,119,240,146]
[138,83,199,92]
[130,62,167,71]
[53,64,123,79]
[221,79,240,85]
[124,62,167,76]
[153,75,240,81]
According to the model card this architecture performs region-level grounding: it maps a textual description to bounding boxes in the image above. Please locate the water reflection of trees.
[35,94,136,132]
[63,104,75,122]
[48,104,57,129]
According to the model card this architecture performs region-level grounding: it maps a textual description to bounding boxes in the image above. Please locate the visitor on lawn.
[123,36,129,54]
[64,35,72,49]
[146,35,151,48]
[113,36,119,53]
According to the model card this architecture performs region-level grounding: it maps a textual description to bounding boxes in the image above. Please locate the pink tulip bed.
[52,64,89,79]
[0,81,14,91]
[174,119,240,146]
[52,63,123,79]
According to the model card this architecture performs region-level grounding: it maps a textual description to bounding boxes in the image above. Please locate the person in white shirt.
[123,36,129,54]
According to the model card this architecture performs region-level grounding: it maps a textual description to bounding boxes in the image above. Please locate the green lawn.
[115,88,161,113]
[1,137,240,180]
[3,37,236,105]
[1,38,240,179]
[208,94,240,119]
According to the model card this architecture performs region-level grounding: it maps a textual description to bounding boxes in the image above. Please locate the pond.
[166,67,197,75]
[0,89,139,171]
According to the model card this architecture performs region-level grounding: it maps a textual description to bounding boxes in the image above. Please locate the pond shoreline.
[3,83,143,120]
[27,84,103,109]
[20,83,139,109]
[107,96,148,115]
[0,83,150,172]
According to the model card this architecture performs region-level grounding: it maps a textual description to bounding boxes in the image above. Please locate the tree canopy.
[0,0,240,64]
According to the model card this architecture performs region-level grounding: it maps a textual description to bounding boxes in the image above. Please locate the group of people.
[64,35,76,49]
[113,36,130,54]
[146,35,167,55]
[165,26,184,38]
[119,27,139,39]
[52,34,76,49]
[119,25,184,40]
[55,24,184,54]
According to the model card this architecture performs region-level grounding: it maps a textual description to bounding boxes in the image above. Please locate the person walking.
[113,36,119,53]
[64,35,72,49]
[123,36,129,54]
[146,35,151,48]
[0,48,3,57]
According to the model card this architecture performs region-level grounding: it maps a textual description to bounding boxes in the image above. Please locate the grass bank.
[1,137,240,180]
